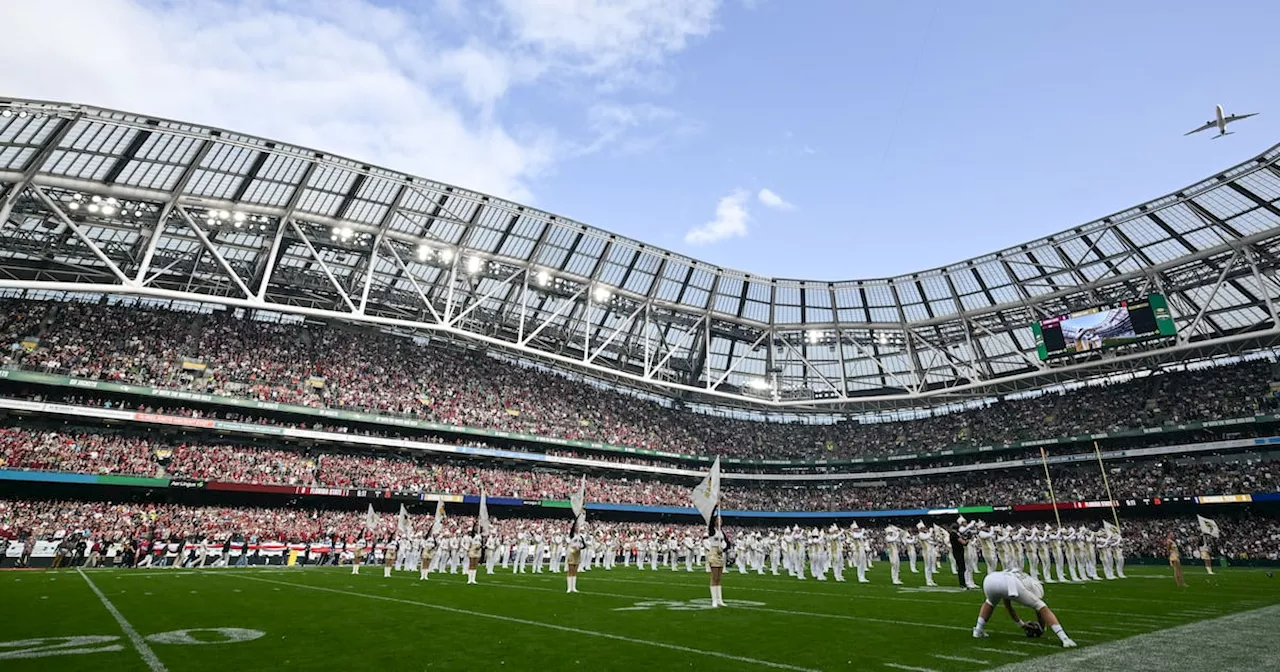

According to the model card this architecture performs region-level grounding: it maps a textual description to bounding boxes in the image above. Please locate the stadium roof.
[2,97,1279,411]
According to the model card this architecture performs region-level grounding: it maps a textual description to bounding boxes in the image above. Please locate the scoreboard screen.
[1031,294,1176,360]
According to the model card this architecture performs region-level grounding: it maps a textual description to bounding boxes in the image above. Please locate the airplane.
[1185,105,1259,138]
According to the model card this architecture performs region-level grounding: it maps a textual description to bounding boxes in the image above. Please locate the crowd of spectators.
[3,298,1277,462]
[3,428,1277,511]
[2,498,1277,561]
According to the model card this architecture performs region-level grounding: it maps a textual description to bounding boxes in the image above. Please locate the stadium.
[1,91,1279,672]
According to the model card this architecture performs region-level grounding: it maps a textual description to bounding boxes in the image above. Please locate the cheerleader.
[566,519,585,594]
[1167,532,1186,588]
[383,538,397,578]
[705,514,729,608]
[350,537,362,575]
[466,525,483,585]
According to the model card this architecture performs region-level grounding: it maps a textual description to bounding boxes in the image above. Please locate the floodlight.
[466,256,483,274]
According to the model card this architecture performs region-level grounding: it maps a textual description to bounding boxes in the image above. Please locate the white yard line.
[975,647,1030,657]
[883,663,941,672]
[76,568,167,672]
[572,573,1186,622]
[374,570,975,633]
[230,574,820,672]
[734,604,971,631]
[932,653,991,665]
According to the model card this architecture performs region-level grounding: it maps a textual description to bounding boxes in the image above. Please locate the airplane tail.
[1214,131,1234,139]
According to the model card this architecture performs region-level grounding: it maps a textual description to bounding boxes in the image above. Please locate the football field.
[2,564,1277,671]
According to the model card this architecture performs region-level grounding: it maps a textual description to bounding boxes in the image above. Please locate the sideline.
[988,604,1280,672]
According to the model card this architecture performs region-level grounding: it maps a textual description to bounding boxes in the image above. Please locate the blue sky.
[3,0,1278,281]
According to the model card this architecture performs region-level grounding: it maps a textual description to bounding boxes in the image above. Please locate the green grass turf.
[1,563,1277,671]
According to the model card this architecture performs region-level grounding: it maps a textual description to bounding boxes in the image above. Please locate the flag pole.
[1039,447,1062,528]
[1093,441,1122,530]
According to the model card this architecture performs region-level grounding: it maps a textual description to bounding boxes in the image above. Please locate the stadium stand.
[2,427,1277,511]
[2,298,1276,462]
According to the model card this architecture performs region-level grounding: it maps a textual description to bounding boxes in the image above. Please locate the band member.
[1167,532,1186,588]
[885,525,904,585]
[1199,536,1215,575]
[566,518,585,594]
[420,536,436,581]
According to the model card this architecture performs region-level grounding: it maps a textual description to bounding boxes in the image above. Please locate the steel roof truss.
[520,284,585,347]
[447,266,524,328]
[778,335,844,396]
[173,207,253,299]
[287,219,356,313]
[31,185,131,286]
[587,300,645,365]
[380,238,444,324]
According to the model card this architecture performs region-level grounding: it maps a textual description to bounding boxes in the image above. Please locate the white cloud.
[0,0,551,200]
[580,102,699,155]
[431,42,520,110]
[0,0,721,202]
[757,188,795,211]
[496,0,719,76]
[685,189,750,245]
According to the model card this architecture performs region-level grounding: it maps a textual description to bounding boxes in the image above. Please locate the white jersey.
[982,570,1046,611]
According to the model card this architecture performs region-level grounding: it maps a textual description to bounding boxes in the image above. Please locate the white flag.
[430,500,445,536]
[478,490,491,536]
[690,456,721,524]
[396,504,411,536]
[1103,520,1121,536]
[1197,515,1220,539]
[364,503,378,531]
[570,475,587,521]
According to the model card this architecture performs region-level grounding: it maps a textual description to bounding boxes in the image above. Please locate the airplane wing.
[1224,112,1259,123]
[1184,120,1216,136]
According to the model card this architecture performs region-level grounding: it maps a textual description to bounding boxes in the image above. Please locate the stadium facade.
[2,96,1279,412]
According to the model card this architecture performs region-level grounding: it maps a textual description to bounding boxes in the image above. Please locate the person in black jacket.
[950,523,970,590]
